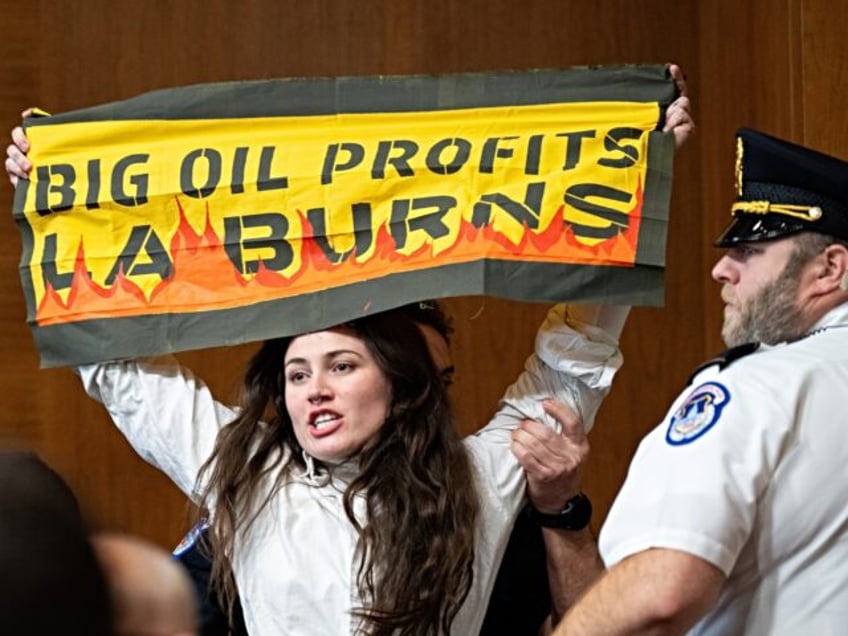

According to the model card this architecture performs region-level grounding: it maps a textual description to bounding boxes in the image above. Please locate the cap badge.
[735,136,744,196]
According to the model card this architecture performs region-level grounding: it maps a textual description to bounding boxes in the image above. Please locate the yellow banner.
[14,66,677,366]
[24,101,656,325]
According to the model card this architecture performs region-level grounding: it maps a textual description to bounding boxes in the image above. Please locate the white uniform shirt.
[600,303,848,635]
[79,304,623,636]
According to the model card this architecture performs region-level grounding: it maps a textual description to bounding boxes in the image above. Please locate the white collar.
[806,302,848,335]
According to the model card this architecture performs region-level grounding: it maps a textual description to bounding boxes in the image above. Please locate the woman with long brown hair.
[200,309,477,634]
[76,300,625,635]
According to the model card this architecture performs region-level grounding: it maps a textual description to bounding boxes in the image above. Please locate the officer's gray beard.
[721,259,806,348]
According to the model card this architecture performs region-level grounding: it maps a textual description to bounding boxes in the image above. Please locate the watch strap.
[525,492,592,530]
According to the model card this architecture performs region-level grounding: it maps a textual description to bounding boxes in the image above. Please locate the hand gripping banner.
[13,64,678,367]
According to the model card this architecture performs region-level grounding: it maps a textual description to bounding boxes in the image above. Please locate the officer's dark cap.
[714,128,848,247]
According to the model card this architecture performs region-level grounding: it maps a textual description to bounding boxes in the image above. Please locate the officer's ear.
[817,242,848,293]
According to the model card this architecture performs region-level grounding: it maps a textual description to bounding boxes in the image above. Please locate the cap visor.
[713,213,806,247]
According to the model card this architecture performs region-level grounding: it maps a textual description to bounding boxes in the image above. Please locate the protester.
[87,303,626,635]
[553,128,848,634]
[171,299,596,636]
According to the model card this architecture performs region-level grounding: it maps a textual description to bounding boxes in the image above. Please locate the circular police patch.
[666,382,730,446]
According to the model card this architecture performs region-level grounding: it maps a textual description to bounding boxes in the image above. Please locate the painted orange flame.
[35,187,642,326]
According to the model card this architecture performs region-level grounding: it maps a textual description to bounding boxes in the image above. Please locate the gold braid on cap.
[731,200,824,221]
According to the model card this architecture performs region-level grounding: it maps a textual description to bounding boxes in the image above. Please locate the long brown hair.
[197,308,479,634]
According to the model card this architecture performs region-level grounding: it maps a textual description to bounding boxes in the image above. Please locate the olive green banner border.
[14,65,676,367]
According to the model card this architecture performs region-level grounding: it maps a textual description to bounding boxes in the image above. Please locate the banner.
[13,65,677,367]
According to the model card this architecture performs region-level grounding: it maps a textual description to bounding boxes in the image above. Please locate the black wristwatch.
[525,492,592,530]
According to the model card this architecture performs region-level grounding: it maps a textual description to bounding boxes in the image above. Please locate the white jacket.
[79,304,624,635]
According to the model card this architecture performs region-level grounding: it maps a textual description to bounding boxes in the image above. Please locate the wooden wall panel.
[696,0,800,357]
[0,4,42,453]
[800,1,848,153]
[4,0,842,550]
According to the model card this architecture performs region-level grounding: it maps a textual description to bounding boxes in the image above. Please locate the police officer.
[553,128,848,634]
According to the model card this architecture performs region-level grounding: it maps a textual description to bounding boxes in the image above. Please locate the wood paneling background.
[0,0,843,548]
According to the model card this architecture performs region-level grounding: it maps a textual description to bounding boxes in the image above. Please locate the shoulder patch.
[666,382,730,446]
[687,342,760,385]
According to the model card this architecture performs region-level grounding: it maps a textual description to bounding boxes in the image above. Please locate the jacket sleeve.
[479,302,626,438]
[465,302,627,515]
[77,356,239,500]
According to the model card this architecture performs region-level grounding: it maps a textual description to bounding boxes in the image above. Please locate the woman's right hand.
[6,108,33,187]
